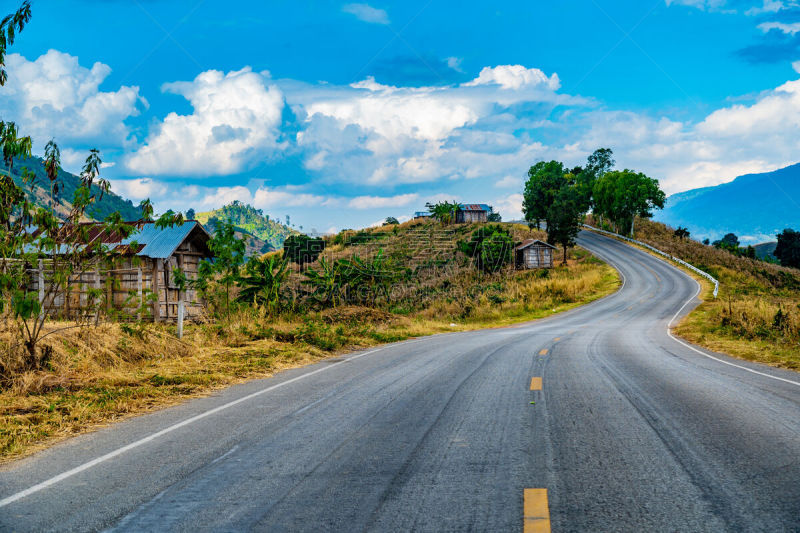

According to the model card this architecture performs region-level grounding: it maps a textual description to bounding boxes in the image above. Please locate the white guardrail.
[582,224,719,298]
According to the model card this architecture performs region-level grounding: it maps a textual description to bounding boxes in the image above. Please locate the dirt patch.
[320,306,400,325]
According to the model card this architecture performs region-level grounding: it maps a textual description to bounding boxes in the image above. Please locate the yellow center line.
[523,488,551,533]
[539,349,548,356]
[553,337,560,342]
[529,377,542,391]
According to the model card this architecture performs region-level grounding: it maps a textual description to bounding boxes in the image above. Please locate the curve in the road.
[1,230,799,532]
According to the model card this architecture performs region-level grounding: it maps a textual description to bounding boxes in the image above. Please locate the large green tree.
[522,160,567,229]
[775,229,800,269]
[593,170,665,237]
[546,185,583,265]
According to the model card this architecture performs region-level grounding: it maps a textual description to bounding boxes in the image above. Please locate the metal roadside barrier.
[582,224,720,298]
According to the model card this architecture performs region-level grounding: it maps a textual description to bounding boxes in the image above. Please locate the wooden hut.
[31,221,212,322]
[456,204,491,223]
[515,239,556,269]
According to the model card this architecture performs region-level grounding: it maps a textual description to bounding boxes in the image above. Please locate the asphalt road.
[2,230,800,532]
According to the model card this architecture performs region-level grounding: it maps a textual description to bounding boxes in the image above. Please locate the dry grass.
[588,216,800,370]
[0,221,619,462]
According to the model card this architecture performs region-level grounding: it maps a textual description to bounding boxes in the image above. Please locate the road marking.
[539,349,548,356]
[523,488,551,533]
[0,345,394,508]
[553,337,560,342]
[530,377,543,391]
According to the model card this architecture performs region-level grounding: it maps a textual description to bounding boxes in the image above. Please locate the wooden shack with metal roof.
[515,239,557,270]
[456,204,492,223]
[32,221,212,322]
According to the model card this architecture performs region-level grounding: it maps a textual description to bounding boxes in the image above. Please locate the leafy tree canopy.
[775,229,800,269]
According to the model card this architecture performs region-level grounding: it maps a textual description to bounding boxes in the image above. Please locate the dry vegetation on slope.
[593,216,800,370]
[0,220,618,461]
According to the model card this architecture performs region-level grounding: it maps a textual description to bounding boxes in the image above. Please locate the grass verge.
[0,246,618,463]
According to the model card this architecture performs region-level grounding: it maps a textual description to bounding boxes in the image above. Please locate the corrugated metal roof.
[121,221,209,259]
[515,239,557,250]
[459,203,492,212]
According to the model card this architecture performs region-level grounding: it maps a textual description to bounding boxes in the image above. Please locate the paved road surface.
[2,230,799,532]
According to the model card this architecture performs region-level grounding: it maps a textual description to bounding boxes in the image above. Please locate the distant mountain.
[195,201,298,256]
[655,163,800,244]
[754,242,778,261]
[0,156,141,221]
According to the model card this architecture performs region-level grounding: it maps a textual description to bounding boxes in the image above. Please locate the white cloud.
[253,186,335,209]
[342,3,390,24]
[0,50,143,149]
[109,177,168,201]
[492,193,524,220]
[745,0,788,15]
[758,21,800,35]
[125,68,285,176]
[348,193,418,209]
[290,65,568,186]
[464,65,561,91]
[495,176,523,188]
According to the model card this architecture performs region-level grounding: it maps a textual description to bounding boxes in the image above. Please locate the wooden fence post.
[95,268,101,325]
[137,267,143,321]
[38,259,44,319]
[152,259,161,323]
[177,300,184,339]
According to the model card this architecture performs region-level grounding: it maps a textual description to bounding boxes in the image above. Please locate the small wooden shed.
[515,239,557,269]
[456,204,491,223]
[30,220,212,322]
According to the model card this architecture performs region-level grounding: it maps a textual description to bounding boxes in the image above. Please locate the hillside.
[196,201,297,254]
[655,163,800,243]
[0,156,141,221]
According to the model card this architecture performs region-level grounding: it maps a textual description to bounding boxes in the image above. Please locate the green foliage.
[185,208,196,221]
[592,169,665,236]
[523,160,566,229]
[383,216,399,225]
[198,219,246,316]
[197,201,295,251]
[0,1,31,86]
[487,210,502,222]
[775,229,800,269]
[237,254,290,313]
[425,200,460,224]
[674,226,690,240]
[284,234,325,267]
[547,184,583,265]
[713,233,740,249]
[458,224,513,273]
[302,250,404,307]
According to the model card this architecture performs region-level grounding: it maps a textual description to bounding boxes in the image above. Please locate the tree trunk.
[630,216,635,237]
[563,245,568,265]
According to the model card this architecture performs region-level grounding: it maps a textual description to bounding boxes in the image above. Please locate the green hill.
[196,201,298,254]
[0,156,141,221]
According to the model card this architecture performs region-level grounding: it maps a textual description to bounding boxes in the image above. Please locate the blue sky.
[3,0,800,232]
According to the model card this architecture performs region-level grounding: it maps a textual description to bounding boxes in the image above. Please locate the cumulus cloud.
[342,3,390,24]
[464,65,560,91]
[291,65,569,185]
[125,68,285,176]
[0,50,143,149]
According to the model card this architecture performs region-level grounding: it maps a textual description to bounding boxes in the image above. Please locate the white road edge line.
[667,279,800,388]
[0,345,394,508]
